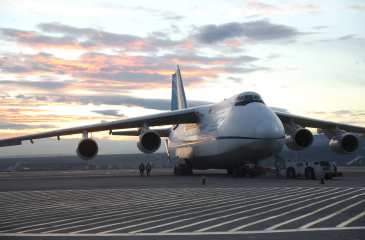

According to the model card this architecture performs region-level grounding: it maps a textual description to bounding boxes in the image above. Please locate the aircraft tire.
[325,176,333,180]
[232,167,240,177]
[186,165,193,175]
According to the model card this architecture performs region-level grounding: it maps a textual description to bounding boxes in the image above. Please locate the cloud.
[266,53,286,59]
[0,121,58,130]
[1,51,266,93]
[331,110,352,115]
[91,110,126,117]
[161,53,259,65]
[0,80,70,91]
[0,23,194,52]
[346,4,365,10]
[242,0,319,15]
[312,26,330,30]
[303,110,365,118]
[303,110,327,115]
[0,92,9,99]
[227,77,244,83]
[16,94,33,99]
[53,95,212,110]
[161,15,185,21]
[337,34,358,41]
[244,0,276,10]
[191,20,306,44]
[34,95,47,101]
[79,71,168,83]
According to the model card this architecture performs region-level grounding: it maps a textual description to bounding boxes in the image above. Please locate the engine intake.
[285,128,313,151]
[76,138,99,160]
[330,133,359,155]
[137,131,161,154]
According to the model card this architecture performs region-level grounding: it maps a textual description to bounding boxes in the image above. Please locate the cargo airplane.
[1,66,364,176]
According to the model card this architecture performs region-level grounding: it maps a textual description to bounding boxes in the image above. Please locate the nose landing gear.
[174,164,193,175]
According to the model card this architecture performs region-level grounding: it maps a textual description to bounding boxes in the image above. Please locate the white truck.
[277,160,342,179]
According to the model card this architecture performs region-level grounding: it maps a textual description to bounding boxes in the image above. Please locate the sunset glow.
[0,0,364,156]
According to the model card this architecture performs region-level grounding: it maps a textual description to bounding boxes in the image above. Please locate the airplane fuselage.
[168,93,285,169]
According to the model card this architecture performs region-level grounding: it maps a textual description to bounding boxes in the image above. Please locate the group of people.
[139,163,152,177]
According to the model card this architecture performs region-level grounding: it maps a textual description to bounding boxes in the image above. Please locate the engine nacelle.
[137,131,161,154]
[76,138,99,160]
[330,133,359,155]
[285,128,313,151]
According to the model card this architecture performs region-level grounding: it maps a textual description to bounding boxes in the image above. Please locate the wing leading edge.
[275,111,365,137]
[0,108,197,147]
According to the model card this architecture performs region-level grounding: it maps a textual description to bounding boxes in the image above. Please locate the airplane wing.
[274,111,365,137]
[0,108,197,147]
[111,128,171,137]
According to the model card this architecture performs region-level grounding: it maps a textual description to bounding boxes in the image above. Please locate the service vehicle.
[278,160,342,179]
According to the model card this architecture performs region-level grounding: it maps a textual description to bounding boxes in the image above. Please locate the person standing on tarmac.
[139,163,145,177]
[146,163,151,176]
[275,160,280,171]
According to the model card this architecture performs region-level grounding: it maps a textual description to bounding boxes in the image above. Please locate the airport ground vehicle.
[228,160,342,180]
[277,160,342,179]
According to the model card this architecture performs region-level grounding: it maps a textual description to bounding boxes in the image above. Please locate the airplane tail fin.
[171,65,188,111]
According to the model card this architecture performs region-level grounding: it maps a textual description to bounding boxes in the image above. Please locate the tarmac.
[0,166,364,240]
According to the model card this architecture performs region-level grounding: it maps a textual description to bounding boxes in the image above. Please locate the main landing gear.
[227,166,265,178]
[174,164,193,175]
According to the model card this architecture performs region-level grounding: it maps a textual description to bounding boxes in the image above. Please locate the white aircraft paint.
[168,93,285,169]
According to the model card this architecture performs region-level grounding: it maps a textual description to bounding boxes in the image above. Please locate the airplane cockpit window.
[235,93,265,106]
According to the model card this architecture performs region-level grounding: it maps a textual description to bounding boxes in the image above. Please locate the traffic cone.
[202,175,206,185]
[320,175,325,184]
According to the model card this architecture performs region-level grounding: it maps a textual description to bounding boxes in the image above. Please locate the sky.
[0,0,364,157]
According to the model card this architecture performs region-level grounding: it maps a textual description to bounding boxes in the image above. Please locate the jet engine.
[76,138,99,160]
[329,133,359,155]
[285,128,313,151]
[137,131,161,154]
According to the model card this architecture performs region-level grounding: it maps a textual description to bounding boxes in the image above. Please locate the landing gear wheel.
[232,167,240,177]
[186,165,193,175]
[325,176,333,180]
[305,168,315,179]
[287,168,296,179]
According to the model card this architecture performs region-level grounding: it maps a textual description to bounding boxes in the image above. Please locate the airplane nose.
[243,119,285,160]
[255,120,282,139]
